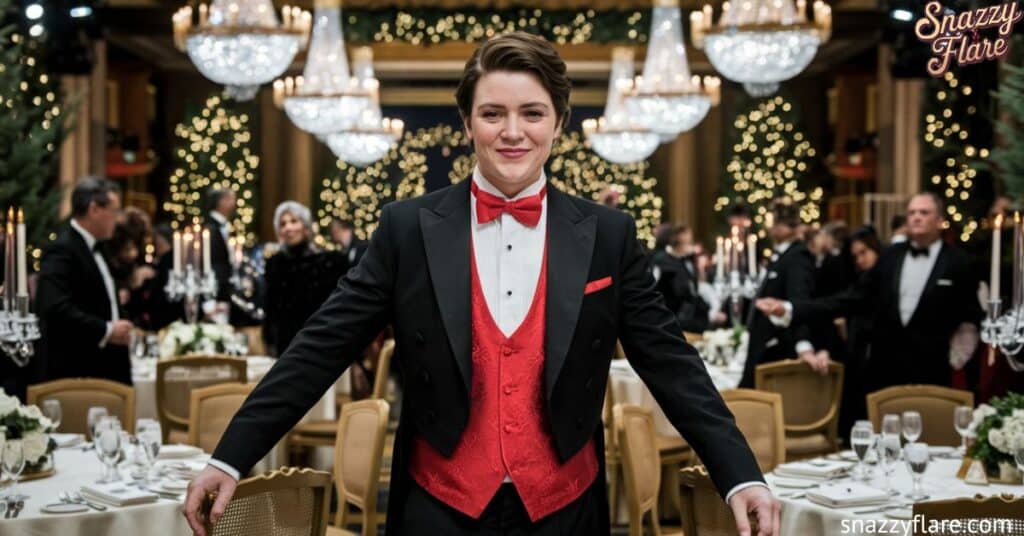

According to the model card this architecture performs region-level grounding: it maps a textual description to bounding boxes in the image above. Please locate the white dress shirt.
[209,210,230,241]
[898,240,942,326]
[765,241,813,355]
[211,169,766,503]
[70,219,119,348]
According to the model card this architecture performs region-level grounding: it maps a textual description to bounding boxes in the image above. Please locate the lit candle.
[199,3,208,26]
[748,234,757,277]
[16,208,26,297]
[172,231,182,275]
[202,229,212,275]
[182,232,193,271]
[1014,212,1021,308]
[716,236,725,279]
[234,238,243,267]
[193,232,201,272]
[992,214,1002,302]
[724,236,733,274]
[3,210,12,311]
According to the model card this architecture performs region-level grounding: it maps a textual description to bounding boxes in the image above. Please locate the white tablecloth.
[2,447,193,536]
[768,457,1024,535]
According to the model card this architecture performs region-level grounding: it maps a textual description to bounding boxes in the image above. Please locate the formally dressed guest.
[329,219,367,267]
[204,187,236,309]
[263,202,349,356]
[128,223,183,331]
[739,203,816,388]
[184,33,778,536]
[890,214,908,244]
[35,177,134,385]
[757,192,985,393]
[804,222,853,366]
[104,208,156,312]
[650,225,721,333]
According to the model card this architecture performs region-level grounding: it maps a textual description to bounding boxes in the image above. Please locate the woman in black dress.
[262,201,350,356]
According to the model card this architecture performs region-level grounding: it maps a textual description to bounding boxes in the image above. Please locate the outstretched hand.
[183,466,238,536]
[729,485,781,536]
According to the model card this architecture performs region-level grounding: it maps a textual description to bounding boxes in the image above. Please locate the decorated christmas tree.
[0,0,72,251]
[162,94,259,243]
[990,38,1024,203]
[716,96,823,235]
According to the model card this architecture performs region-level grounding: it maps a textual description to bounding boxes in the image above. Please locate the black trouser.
[399,481,603,536]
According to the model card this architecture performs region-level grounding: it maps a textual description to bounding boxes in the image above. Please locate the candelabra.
[0,296,39,367]
[980,299,1024,371]
[229,253,265,322]
[165,264,218,324]
[712,269,759,328]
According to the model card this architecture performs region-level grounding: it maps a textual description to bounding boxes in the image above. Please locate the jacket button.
[420,370,431,385]
[504,424,514,433]
[415,331,425,345]
[592,339,602,350]
[503,345,513,356]
[504,385,514,395]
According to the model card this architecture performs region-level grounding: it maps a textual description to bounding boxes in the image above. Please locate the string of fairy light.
[316,125,661,247]
[715,96,823,242]
[923,71,988,242]
[163,95,259,244]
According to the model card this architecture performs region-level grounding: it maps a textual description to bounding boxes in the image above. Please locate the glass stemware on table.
[86,406,109,443]
[1,430,26,501]
[42,399,62,433]
[135,419,163,486]
[850,420,875,481]
[901,411,922,444]
[94,417,122,483]
[877,414,902,496]
[953,405,974,455]
[903,442,930,501]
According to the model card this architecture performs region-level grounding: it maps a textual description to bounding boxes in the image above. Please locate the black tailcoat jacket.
[212,180,763,534]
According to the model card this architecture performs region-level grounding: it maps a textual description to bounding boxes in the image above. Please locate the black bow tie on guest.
[908,245,929,258]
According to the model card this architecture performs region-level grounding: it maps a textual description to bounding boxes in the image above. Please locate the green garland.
[339,8,648,45]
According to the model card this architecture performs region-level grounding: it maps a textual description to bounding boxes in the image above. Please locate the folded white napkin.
[805,483,890,508]
[52,433,84,448]
[774,459,854,480]
[80,482,159,506]
[157,444,204,460]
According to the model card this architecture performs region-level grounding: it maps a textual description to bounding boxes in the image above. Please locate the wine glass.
[903,442,930,501]
[954,405,974,455]
[882,414,902,438]
[86,406,108,442]
[878,418,901,496]
[95,420,122,483]
[136,419,162,485]
[146,335,160,359]
[1015,447,1024,486]
[850,422,874,481]
[901,411,922,443]
[42,399,62,433]
[2,439,26,500]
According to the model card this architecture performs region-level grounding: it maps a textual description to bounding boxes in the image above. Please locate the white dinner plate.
[41,503,89,514]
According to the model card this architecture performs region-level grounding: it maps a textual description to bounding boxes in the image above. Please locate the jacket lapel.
[419,180,473,396]
[891,243,907,323]
[68,225,111,311]
[544,187,596,401]
[908,243,948,326]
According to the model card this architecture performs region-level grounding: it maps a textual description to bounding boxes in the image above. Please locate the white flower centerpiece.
[0,388,56,478]
[967,392,1024,483]
[158,321,236,358]
[699,325,748,369]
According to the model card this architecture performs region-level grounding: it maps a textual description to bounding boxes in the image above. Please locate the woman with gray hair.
[263,201,349,355]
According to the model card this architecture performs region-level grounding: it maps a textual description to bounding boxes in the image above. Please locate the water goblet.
[903,442,930,501]
[2,439,25,500]
[901,411,922,444]
[86,406,108,442]
[954,405,974,455]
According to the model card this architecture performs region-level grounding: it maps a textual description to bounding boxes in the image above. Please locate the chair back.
[205,467,332,536]
[371,339,395,400]
[912,494,1024,536]
[27,379,135,436]
[679,465,743,536]
[156,356,247,443]
[188,383,254,454]
[721,389,786,472]
[683,332,704,343]
[755,360,843,449]
[238,326,267,357]
[614,404,664,536]
[334,399,390,535]
[866,385,974,446]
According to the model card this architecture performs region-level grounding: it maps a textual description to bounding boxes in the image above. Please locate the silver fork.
[61,491,107,511]
[11,500,24,518]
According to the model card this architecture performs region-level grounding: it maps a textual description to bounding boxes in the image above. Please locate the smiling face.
[277,211,308,247]
[464,70,562,197]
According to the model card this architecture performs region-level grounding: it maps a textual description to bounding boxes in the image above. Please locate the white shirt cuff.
[207,458,241,481]
[726,481,770,503]
[795,341,814,355]
[99,322,112,349]
[767,301,794,328]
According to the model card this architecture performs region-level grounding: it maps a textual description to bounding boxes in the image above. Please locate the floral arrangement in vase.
[0,389,56,474]
[968,391,1024,481]
[699,325,748,368]
[158,321,236,358]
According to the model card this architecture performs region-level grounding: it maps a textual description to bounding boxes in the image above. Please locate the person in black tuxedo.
[649,225,721,333]
[738,203,816,388]
[35,177,135,385]
[204,187,236,310]
[329,218,368,267]
[757,192,985,393]
[184,33,778,536]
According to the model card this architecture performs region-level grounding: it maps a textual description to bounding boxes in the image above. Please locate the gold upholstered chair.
[866,385,974,447]
[156,356,247,444]
[614,404,682,536]
[370,339,395,401]
[203,467,332,536]
[27,378,136,437]
[679,465,750,536]
[912,494,1024,535]
[238,325,267,357]
[755,359,844,460]
[721,389,786,473]
[187,383,254,454]
[326,399,390,536]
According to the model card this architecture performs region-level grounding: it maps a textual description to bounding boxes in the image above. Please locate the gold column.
[876,45,922,198]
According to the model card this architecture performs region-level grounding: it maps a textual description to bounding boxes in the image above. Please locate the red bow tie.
[471,181,547,227]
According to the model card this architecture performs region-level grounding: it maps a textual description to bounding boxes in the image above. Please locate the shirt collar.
[909,239,942,258]
[472,166,547,201]
[774,241,793,255]
[70,218,97,251]
[209,211,228,226]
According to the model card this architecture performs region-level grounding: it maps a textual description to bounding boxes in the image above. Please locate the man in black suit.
[739,203,816,388]
[329,218,367,267]
[649,225,721,332]
[204,187,236,320]
[757,192,984,391]
[184,33,777,536]
[35,177,135,384]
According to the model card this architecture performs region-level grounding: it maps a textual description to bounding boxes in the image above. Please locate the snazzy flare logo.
[914,0,1023,77]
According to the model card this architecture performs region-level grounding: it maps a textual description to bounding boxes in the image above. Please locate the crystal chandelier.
[582,48,661,165]
[172,0,311,101]
[271,0,371,136]
[325,47,404,167]
[622,0,720,142]
[691,0,832,96]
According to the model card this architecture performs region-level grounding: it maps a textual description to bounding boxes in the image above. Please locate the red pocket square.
[584,276,612,295]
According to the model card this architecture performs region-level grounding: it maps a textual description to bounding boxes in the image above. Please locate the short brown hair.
[455,32,571,128]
